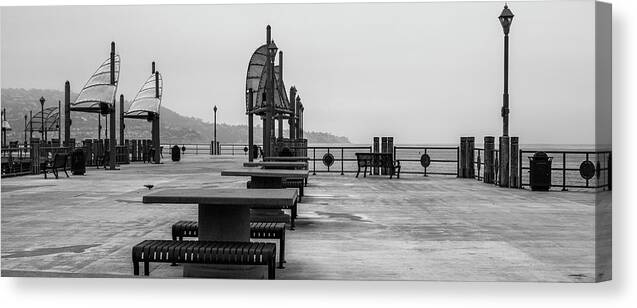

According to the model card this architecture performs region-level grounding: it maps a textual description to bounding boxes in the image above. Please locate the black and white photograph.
[0,0,614,285]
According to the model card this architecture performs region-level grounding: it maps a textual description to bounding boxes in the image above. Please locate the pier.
[1,155,610,281]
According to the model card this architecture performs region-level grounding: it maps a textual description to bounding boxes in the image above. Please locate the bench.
[172,221,287,268]
[282,178,305,201]
[131,240,276,279]
[42,153,69,179]
[355,153,401,179]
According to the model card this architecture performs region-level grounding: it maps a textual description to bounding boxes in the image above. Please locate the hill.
[0,88,350,145]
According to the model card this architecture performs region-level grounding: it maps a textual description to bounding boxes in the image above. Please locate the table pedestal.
[248,177,287,222]
[183,204,264,278]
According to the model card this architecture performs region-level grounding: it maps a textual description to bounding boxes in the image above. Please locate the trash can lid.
[533,151,549,159]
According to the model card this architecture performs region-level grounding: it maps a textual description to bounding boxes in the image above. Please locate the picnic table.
[242,161,307,169]
[142,188,297,277]
[221,168,309,189]
[263,156,310,162]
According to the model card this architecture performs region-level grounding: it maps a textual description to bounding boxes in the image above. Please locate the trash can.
[171,145,181,162]
[71,148,86,175]
[529,151,552,191]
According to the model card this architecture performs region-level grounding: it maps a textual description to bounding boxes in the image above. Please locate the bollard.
[381,137,388,175]
[373,137,380,175]
[466,137,475,178]
[510,137,519,188]
[499,136,510,187]
[459,137,466,178]
[483,136,495,184]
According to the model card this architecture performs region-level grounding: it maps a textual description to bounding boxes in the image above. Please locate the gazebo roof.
[27,106,60,132]
[124,72,163,118]
[245,44,292,116]
[71,54,120,113]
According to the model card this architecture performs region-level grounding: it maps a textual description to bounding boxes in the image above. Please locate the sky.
[1,1,596,144]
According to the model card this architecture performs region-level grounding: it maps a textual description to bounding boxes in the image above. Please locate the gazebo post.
[58,100,62,146]
[24,114,27,147]
[152,70,161,164]
[64,81,71,147]
[109,41,117,170]
[277,51,284,140]
[119,94,124,146]
[29,110,33,143]
[248,89,254,162]
[288,87,297,140]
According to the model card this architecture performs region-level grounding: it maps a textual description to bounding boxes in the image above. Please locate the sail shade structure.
[1,120,11,131]
[124,72,163,118]
[27,107,60,132]
[245,45,292,115]
[71,55,120,113]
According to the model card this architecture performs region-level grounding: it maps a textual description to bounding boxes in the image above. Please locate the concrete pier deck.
[1,155,610,282]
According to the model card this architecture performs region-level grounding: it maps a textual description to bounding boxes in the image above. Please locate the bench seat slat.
[132,240,276,279]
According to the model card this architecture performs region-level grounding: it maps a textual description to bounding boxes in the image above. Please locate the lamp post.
[213,105,217,155]
[498,3,514,137]
[39,96,46,142]
[498,3,514,188]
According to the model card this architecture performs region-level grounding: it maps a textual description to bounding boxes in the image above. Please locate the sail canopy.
[71,55,121,113]
[245,44,291,115]
[1,120,11,131]
[124,72,163,118]
[27,107,60,132]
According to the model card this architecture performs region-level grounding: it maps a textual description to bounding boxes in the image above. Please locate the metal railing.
[473,148,500,185]
[297,146,372,175]
[161,143,249,156]
[519,150,611,191]
[393,146,460,176]
[1,145,32,177]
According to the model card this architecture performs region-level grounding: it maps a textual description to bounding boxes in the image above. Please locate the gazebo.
[245,25,305,160]
[26,106,60,143]
[65,42,120,170]
[123,62,163,164]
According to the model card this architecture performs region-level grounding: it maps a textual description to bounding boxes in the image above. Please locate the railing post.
[456,146,460,177]
[519,149,523,189]
[585,153,590,188]
[562,152,567,191]
[424,148,428,177]
[341,148,344,175]
[608,153,612,191]
[313,148,316,175]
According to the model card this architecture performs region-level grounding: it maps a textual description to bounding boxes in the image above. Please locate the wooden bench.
[355,153,401,179]
[131,240,276,279]
[42,153,69,179]
[172,221,287,268]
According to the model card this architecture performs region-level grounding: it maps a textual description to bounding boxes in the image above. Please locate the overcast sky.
[1,1,595,144]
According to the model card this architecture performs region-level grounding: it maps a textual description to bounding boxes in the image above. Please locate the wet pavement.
[1,155,611,281]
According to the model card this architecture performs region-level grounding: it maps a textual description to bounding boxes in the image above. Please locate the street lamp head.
[39,96,45,106]
[268,40,278,55]
[498,3,514,35]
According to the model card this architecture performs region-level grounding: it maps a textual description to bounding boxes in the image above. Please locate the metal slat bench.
[282,178,305,201]
[172,221,287,268]
[131,240,276,279]
[42,153,70,179]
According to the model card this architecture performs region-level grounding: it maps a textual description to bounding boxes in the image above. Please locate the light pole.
[213,105,217,155]
[39,96,46,142]
[498,3,514,188]
[498,3,514,137]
